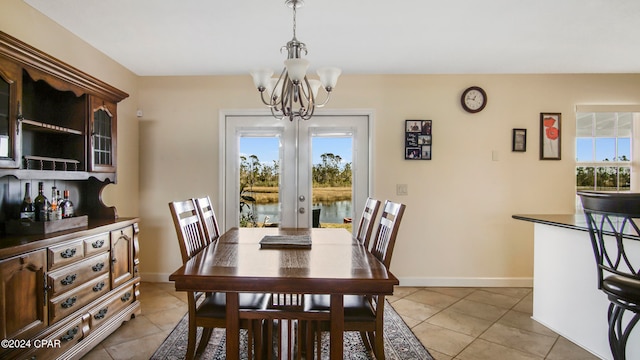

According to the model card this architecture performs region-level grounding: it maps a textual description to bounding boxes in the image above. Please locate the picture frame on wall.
[512,128,527,152]
[405,120,432,160]
[540,113,561,160]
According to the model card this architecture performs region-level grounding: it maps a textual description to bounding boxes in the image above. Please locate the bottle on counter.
[49,186,62,221]
[19,182,36,221]
[34,182,49,221]
[60,190,74,218]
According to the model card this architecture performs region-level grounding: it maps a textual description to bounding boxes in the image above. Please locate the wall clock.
[461,86,487,113]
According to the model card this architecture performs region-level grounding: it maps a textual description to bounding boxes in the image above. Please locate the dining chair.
[355,197,381,249]
[578,191,640,360]
[194,195,221,244]
[305,200,406,360]
[169,199,270,359]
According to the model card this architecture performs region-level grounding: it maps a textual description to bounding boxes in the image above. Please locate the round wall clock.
[461,86,487,113]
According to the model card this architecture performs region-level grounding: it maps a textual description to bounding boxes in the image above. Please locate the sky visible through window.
[576,138,630,162]
[240,137,352,165]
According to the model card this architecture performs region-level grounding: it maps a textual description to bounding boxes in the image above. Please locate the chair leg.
[359,331,372,351]
[195,327,213,355]
[186,319,197,360]
[607,302,640,360]
[373,330,385,360]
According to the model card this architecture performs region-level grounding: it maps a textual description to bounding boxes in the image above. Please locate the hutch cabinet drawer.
[47,252,110,297]
[48,240,85,271]
[49,273,110,324]
[88,283,135,330]
[26,316,83,360]
[83,233,110,256]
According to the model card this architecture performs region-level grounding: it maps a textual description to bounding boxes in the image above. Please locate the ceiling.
[24,0,640,77]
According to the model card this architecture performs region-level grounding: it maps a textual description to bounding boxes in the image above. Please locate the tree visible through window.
[576,112,632,192]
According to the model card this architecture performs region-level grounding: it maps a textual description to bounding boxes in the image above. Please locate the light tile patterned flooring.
[83,282,601,360]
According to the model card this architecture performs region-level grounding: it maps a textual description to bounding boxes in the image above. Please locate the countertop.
[512,214,589,232]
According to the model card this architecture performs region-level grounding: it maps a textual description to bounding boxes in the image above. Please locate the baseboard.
[397,277,534,288]
[140,272,172,283]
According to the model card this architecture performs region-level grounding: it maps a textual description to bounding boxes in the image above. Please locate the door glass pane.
[93,109,112,165]
[0,77,10,157]
[311,136,353,230]
[239,136,280,227]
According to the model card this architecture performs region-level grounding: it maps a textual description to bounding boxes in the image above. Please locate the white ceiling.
[24,0,640,77]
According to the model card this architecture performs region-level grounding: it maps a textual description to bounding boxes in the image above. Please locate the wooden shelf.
[21,119,83,135]
[0,168,115,182]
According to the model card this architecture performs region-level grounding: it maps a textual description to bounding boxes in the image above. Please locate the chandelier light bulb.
[250,68,274,90]
[307,79,321,98]
[317,67,341,91]
[284,58,309,83]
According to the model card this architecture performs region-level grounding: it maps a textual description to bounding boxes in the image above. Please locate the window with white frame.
[576,112,632,192]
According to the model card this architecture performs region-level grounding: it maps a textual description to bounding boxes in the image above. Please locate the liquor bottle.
[49,186,61,221]
[19,183,36,221]
[56,190,63,220]
[60,190,74,218]
[34,182,49,221]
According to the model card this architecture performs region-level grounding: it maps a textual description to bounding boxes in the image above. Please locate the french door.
[222,112,370,230]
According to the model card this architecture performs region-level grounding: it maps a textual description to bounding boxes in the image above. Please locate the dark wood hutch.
[0,32,140,359]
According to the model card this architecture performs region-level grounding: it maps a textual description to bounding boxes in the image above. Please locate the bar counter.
[514,214,639,360]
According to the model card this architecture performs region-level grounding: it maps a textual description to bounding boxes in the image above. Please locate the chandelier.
[250,0,341,121]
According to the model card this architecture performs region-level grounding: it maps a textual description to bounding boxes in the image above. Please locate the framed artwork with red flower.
[540,113,561,160]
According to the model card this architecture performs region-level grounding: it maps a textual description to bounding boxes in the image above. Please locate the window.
[576,112,632,192]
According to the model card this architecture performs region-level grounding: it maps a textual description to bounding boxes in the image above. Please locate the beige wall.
[5,0,640,286]
[137,74,640,285]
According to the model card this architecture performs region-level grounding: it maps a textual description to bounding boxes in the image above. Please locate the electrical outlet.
[396,184,408,196]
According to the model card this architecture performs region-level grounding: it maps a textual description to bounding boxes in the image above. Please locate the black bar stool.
[578,191,640,360]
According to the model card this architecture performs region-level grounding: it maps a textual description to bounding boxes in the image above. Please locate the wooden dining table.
[169,227,399,360]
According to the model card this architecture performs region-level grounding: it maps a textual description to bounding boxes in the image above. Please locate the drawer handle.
[94,307,109,320]
[61,296,77,309]
[92,239,105,248]
[92,262,105,272]
[121,292,132,302]
[93,281,106,292]
[60,326,79,342]
[60,248,76,259]
[60,274,77,286]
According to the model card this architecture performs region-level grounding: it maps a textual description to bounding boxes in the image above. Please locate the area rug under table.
[151,300,433,359]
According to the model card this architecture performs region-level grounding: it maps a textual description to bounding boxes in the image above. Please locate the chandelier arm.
[300,77,314,106]
[259,90,277,108]
[314,91,332,108]
[270,106,284,120]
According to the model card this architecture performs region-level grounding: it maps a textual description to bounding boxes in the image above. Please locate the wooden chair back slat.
[355,197,381,249]
[370,200,406,269]
[194,196,221,244]
[169,199,207,264]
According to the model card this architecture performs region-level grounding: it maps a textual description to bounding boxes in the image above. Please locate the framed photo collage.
[405,120,432,160]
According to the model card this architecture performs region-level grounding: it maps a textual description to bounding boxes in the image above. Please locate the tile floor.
[82,282,601,360]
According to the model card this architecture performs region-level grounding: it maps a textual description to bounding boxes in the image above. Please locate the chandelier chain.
[292,2,297,40]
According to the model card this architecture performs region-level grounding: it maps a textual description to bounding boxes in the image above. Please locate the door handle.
[299,207,306,214]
